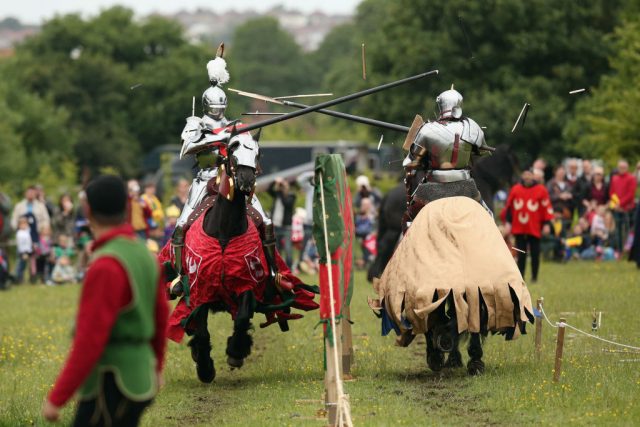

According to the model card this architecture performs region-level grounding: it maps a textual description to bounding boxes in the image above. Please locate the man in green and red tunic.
[42,175,168,426]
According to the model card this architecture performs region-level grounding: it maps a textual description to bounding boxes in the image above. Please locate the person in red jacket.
[609,159,637,252]
[42,175,168,426]
[501,170,554,282]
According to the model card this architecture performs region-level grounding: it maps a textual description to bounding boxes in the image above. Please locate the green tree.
[320,0,626,165]
[226,17,312,118]
[9,7,210,176]
[0,74,75,196]
[565,20,640,165]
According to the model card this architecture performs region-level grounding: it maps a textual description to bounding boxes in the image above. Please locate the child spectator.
[355,198,376,268]
[51,255,76,284]
[38,225,54,285]
[540,209,565,261]
[15,216,35,284]
[563,223,591,261]
[162,205,180,247]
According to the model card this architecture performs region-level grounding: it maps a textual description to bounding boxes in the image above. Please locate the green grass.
[1,262,639,426]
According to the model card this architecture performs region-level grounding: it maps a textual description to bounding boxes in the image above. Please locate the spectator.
[296,171,315,272]
[547,166,573,232]
[590,205,609,247]
[586,166,609,206]
[501,170,553,282]
[162,205,180,246]
[169,178,190,212]
[15,216,35,284]
[533,158,551,182]
[532,168,545,184]
[74,191,92,280]
[353,175,382,212]
[566,159,589,217]
[51,256,76,284]
[54,234,75,260]
[291,207,306,271]
[540,209,565,261]
[268,177,296,266]
[582,159,593,182]
[635,161,640,185]
[563,222,591,261]
[37,224,54,285]
[52,194,76,243]
[355,197,376,268]
[608,159,637,252]
[35,184,55,219]
[42,175,168,425]
[10,185,50,237]
[142,181,164,240]
[127,180,152,239]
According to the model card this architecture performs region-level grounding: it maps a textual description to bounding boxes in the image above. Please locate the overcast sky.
[1,0,361,24]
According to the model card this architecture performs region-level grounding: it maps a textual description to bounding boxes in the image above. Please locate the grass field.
[1,261,639,426]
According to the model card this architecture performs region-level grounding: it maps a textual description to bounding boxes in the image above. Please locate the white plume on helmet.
[206,57,230,86]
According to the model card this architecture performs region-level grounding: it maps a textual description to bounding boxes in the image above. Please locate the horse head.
[226,132,260,196]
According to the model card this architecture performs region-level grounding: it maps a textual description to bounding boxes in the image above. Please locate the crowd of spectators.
[501,157,640,282]
[0,177,189,290]
[2,157,636,290]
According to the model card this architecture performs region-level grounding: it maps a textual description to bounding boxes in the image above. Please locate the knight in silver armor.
[176,55,270,228]
[402,86,493,230]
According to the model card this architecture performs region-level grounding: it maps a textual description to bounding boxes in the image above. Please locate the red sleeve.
[151,264,169,373]
[48,258,131,407]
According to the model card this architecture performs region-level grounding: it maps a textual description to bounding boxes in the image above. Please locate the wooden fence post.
[535,297,543,360]
[553,317,566,382]
[341,307,354,379]
[324,328,342,426]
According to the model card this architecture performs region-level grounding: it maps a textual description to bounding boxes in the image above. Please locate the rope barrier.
[539,303,640,351]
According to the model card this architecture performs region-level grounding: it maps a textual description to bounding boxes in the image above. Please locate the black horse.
[368,145,519,375]
[187,134,261,383]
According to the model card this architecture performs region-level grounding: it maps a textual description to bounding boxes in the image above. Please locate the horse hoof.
[467,359,485,376]
[427,352,445,372]
[196,357,216,383]
[227,356,244,369]
[444,352,464,369]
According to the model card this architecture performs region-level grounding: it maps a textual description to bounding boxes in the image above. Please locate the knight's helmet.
[202,45,230,121]
[436,85,463,120]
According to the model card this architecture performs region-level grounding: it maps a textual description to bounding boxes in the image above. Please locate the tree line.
[0,1,638,196]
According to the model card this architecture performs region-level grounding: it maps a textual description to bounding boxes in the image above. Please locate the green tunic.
[79,237,159,401]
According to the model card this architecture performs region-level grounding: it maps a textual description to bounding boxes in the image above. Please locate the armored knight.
[169,49,273,296]
[401,86,493,230]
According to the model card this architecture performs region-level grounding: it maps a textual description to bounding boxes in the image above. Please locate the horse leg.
[227,291,255,369]
[425,330,444,372]
[444,332,463,369]
[467,332,485,376]
[188,306,215,383]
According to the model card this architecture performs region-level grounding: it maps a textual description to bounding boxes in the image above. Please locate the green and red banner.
[312,154,355,320]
